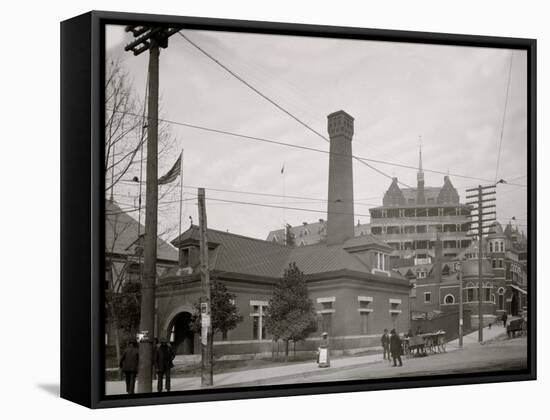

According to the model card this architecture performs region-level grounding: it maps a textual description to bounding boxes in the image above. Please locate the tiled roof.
[105,200,178,262]
[171,225,406,281]
[266,221,371,246]
[173,226,292,278]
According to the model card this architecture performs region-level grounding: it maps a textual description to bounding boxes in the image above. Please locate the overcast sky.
[106,25,528,241]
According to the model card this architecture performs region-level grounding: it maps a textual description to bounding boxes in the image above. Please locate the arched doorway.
[168,312,195,355]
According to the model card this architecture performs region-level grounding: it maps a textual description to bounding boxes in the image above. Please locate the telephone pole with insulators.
[124,25,181,394]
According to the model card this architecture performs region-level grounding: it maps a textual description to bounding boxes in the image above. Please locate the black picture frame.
[60,10,536,409]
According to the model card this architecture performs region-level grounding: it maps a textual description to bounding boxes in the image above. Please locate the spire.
[417,136,424,182]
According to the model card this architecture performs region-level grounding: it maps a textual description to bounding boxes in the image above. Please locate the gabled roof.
[105,200,178,262]
[169,225,406,282]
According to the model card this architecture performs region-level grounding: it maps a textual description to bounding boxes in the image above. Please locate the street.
[241,336,527,387]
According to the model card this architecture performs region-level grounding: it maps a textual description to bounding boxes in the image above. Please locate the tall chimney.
[326,110,355,245]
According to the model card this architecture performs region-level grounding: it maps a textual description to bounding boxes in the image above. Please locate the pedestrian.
[381,329,390,361]
[152,337,159,380]
[317,332,331,368]
[390,329,403,367]
[155,338,175,392]
[502,312,508,328]
[120,340,139,394]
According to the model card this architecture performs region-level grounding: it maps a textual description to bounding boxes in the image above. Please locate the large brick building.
[368,146,471,264]
[156,111,410,357]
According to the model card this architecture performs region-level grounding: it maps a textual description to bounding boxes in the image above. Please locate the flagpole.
[178,149,184,238]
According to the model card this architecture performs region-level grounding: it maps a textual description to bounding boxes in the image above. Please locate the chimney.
[326,110,355,245]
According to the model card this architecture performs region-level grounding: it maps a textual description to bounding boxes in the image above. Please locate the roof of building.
[379,175,461,208]
[266,221,371,246]
[105,200,178,262]
[170,225,405,281]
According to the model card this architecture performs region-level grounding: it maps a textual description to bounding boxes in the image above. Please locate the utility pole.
[466,184,497,343]
[125,25,181,393]
[198,188,213,387]
[457,262,463,348]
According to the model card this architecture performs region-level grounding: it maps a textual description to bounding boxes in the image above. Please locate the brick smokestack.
[326,110,355,245]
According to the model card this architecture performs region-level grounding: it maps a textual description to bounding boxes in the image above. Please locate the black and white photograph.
[103,21,531,397]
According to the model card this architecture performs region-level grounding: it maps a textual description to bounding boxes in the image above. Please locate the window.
[492,259,497,268]
[179,247,190,267]
[489,242,493,253]
[417,270,426,279]
[424,292,431,303]
[466,286,474,302]
[250,301,268,340]
[444,294,455,304]
[484,287,491,302]
[498,288,505,310]
[498,259,503,268]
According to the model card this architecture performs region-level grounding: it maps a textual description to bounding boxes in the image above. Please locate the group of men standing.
[381,328,403,367]
[119,338,176,394]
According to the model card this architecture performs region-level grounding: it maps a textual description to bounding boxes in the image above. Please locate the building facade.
[156,110,411,358]
[368,147,471,264]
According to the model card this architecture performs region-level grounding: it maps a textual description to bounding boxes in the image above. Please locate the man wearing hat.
[155,338,175,392]
[390,329,403,367]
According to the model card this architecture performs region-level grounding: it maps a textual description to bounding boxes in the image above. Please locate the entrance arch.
[168,312,195,355]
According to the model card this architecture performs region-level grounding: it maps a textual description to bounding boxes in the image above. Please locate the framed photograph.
[61,10,536,408]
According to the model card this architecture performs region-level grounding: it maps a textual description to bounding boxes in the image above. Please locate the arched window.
[501,241,505,252]
[444,294,455,304]
[497,287,505,310]
[489,242,493,253]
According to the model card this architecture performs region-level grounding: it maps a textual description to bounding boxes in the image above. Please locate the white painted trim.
[389,298,402,304]
[317,309,336,314]
[357,296,373,302]
[249,300,268,306]
[372,268,391,277]
[389,309,402,314]
[358,308,374,313]
[317,296,336,303]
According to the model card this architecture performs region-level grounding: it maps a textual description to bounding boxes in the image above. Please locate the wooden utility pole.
[124,25,181,393]
[466,184,497,343]
[458,263,463,348]
[198,188,213,387]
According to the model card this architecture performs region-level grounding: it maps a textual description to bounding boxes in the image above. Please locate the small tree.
[190,278,243,341]
[265,262,317,361]
[111,281,142,346]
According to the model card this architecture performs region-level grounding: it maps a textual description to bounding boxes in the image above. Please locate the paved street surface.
[106,324,525,395]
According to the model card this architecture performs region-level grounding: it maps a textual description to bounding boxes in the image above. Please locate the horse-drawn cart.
[403,331,446,357]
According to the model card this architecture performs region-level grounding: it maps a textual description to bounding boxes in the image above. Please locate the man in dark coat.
[119,341,139,394]
[390,329,403,367]
[502,312,508,328]
[155,339,175,392]
[381,329,390,361]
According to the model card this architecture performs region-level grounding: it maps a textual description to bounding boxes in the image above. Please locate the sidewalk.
[106,324,507,395]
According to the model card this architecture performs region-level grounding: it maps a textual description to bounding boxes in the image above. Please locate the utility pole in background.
[457,262,463,348]
[125,25,181,394]
[198,188,213,387]
[466,184,497,343]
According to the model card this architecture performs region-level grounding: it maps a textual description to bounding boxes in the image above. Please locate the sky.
[106,25,528,242]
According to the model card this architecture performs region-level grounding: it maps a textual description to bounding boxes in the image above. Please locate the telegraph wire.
[109,108,527,188]
[494,51,514,183]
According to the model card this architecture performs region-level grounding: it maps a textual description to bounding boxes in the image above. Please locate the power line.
[177,31,412,189]
[109,108,527,188]
[494,51,514,183]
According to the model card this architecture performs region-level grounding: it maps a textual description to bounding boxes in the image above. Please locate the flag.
[281,164,285,174]
[158,153,182,185]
